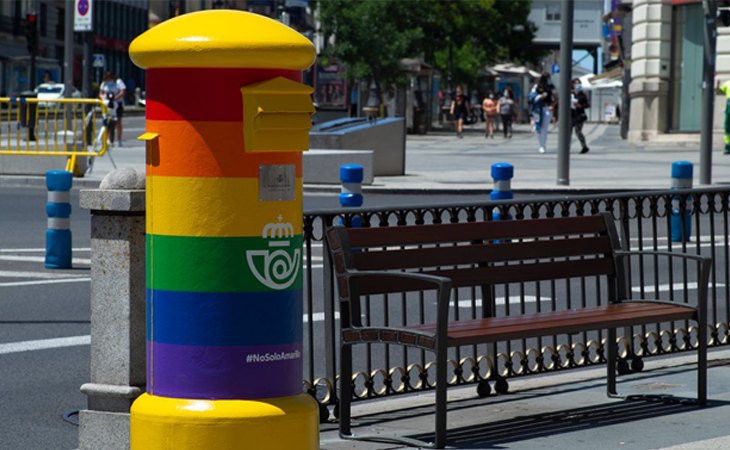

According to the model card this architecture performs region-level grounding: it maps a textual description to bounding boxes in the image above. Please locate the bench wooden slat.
[440,301,667,328]
[353,258,615,296]
[352,236,614,271]
[410,303,695,345]
[346,215,608,248]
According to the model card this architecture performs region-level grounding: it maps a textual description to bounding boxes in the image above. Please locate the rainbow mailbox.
[128,10,318,449]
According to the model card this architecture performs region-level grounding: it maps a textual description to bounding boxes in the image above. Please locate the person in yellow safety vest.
[719,79,730,154]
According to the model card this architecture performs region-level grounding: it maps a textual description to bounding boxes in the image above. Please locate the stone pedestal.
[78,168,146,450]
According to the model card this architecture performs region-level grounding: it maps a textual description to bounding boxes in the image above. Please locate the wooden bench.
[325,213,711,448]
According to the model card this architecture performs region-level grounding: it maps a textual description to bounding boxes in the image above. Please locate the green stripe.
[147,234,303,293]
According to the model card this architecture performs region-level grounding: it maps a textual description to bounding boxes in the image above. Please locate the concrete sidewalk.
[364,122,730,193]
[320,350,730,450]
[2,123,729,193]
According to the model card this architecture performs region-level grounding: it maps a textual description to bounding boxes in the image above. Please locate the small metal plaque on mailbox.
[259,164,295,201]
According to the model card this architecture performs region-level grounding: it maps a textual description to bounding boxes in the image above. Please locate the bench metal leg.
[434,345,448,449]
[698,320,707,406]
[339,343,352,438]
[337,340,441,449]
[607,328,618,397]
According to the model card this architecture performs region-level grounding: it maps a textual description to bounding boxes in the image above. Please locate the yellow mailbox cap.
[129,10,316,70]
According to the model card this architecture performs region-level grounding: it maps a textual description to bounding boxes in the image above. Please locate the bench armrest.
[613,250,712,318]
[345,270,453,343]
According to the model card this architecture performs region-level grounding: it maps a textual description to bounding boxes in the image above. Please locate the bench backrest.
[326,213,624,327]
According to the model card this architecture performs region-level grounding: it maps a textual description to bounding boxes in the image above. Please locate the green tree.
[414,0,538,89]
[316,0,422,102]
[315,0,538,95]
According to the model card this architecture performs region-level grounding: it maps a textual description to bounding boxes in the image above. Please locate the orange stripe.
[144,120,302,178]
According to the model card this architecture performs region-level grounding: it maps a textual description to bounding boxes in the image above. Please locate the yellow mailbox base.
[130,393,319,449]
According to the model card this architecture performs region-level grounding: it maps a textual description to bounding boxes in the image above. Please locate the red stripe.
[146,68,302,121]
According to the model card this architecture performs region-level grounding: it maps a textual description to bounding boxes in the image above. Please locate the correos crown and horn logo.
[246,215,301,290]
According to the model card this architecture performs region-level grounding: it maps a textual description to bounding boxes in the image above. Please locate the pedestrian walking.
[99,71,126,147]
[449,86,471,139]
[529,73,556,153]
[571,78,590,154]
[719,79,730,154]
[498,89,515,138]
[482,92,498,138]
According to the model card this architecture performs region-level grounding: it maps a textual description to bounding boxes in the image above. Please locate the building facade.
[629,0,730,143]
[0,0,148,101]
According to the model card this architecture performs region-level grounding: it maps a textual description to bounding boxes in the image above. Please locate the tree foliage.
[315,0,538,90]
[316,0,422,91]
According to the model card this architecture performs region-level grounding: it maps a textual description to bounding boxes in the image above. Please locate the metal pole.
[64,0,74,96]
[557,0,574,186]
[700,0,717,185]
[82,32,92,98]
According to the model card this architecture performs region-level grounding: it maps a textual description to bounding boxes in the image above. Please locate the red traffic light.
[26,13,37,25]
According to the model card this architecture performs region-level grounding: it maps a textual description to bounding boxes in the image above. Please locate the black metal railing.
[301,187,730,417]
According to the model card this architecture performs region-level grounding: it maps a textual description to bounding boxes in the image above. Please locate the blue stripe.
[340,193,363,207]
[490,190,513,201]
[47,202,71,218]
[340,164,364,183]
[147,289,303,346]
[46,170,73,191]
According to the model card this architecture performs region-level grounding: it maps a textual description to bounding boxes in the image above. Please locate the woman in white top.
[99,71,126,146]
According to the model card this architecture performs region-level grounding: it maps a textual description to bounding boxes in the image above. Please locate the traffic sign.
[74,0,93,32]
[93,53,105,68]
[551,63,560,74]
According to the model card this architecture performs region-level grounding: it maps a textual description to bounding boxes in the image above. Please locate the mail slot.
[242,76,315,152]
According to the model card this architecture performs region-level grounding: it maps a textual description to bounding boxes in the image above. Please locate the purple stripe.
[147,341,303,399]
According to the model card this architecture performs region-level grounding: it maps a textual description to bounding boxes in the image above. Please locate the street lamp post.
[557,0,574,186]
[700,0,717,185]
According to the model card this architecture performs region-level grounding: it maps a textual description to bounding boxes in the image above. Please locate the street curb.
[0,175,712,196]
[0,175,102,189]
[303,185,645,196]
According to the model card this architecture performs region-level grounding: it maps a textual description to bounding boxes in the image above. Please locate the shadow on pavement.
[422,396,726,448]
[320,363,730,448]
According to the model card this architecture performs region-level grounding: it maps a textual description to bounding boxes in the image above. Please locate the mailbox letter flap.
[242,77,314,152]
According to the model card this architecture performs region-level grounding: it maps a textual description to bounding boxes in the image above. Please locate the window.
[546,4,561,22]
[40,3,47,37]
[56,7,64,40]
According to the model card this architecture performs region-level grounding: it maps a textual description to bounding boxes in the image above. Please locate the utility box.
[309,117,406,176]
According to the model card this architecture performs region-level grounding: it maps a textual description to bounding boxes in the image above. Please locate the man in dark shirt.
[571,78,590,154]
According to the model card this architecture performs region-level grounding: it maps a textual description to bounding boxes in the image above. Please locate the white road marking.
[304,311,340,323]
[0,278,90,287]
[0,335,90,355]
[456,296,550,308]
[0,270,83,279]
[629,235,727,244]
[631,282,724,294]
[0,248,90,253]
[0,255,91,265]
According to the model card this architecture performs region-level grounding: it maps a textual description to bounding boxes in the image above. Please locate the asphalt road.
[0,185,502,448]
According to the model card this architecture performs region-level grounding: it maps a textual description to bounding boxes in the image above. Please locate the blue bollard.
[340,164,364,227]
[670,161,693,243]
[45,170,73,269]
[491,163,514,222]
